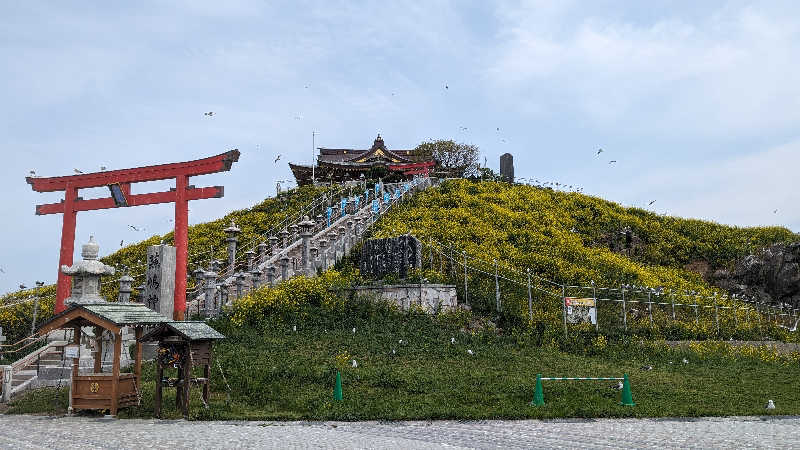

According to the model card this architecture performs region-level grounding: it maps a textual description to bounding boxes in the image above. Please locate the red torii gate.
[26,150,240,320]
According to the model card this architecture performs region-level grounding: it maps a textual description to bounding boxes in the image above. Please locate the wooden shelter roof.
[36,302,171,335]
[140,321,225,342]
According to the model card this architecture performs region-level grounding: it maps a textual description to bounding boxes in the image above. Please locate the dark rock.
[719,242,800,308]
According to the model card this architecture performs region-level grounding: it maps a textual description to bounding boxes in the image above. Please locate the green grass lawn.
[7,301,799,420]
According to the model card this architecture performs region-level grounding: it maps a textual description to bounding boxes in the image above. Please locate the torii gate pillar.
[27,150,240,320]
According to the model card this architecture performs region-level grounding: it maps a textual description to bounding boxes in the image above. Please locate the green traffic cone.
[620,373,635,406]
[333,370,343,401]
[532,373,544,406]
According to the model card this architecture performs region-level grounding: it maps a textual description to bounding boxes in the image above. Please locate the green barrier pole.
[334,370,343,401]
[620,373,635,406]
[532,373,544,406]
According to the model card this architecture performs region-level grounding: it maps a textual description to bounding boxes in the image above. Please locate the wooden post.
[56,186,78,313]
[155,364,163,418]
[561,284,568,339]
[134,327,143,388]
[182,352,191,419]
[203,364,210,405]
[174,174,189,320]
[622,287,627,331]
[110,331,121,416]
[69,325,80,414]
[93,326,103,373]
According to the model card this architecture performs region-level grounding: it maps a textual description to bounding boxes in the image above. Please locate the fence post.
[734,304,739,329]
[670,292,676,320]
[621,286,627,332]
[527,269,533,323]
[562,284,568,339]
[429,237,434,269]
[31,294,40,335]
[494,259,501,313]
[648,290,653,328]
[592,282,598,332]
[463,251,469,308]
[713,293,720,335]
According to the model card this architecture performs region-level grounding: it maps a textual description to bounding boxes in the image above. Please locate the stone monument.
[144,244,176,317]
[359,235,422,279]
[500,153,514,182]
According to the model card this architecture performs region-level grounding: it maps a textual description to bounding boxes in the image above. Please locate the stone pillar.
[235,272,247,298]
[338,226,347,257]
[354,217,362,238]
[217,283,229,309]
[279,255,290,281]
[279,230,289,248]
[299,216,315,275]
[244,249,256,272]
[144,244,176,316]
[327,232,337,262]
[310,247,319,272]
[289,224,299,243]
[500,153,514,182]
[265,266,276,287]
[204,271,217,317]
[269,236,279,256]
[346,220,354,253]
[135,283,146,303]
[318,239,329,271]
[315,214,324,233]
[257,242,268,266]
[224,220,241,277]
[250,267,262,289]
[117,271,134,303]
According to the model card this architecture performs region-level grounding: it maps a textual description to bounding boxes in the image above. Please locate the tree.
[413,139,480,178]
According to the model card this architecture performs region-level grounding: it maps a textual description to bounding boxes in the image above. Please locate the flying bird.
[74,169,83,174]
[459,126,468,131]
[19,284,27,290]
[773,209,778,214]
[35,281,44,287]
[204,111,214,116]
[496,127,500,132]
[128,225,142,232]
[596,148,603,156]
[120,240,124,247]
[29,170,36,176]
[0,267,5,273]
[294,114,303,120]
[648,200,657,206]
[608,160,617,164]
[100,166,107,171]
[274,155,282,164]
[445,84,449,90]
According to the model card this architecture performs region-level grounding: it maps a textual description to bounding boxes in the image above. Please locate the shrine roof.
[78,303,171,325]
[140,321,225,342]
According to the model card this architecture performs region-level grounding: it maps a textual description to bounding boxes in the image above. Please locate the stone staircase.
[189,178,438,314]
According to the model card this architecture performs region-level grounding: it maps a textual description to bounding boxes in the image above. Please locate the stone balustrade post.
[279,255,290,281]
[338,226,347,257]
[204,271,217,317]
[318,239,328,271]
[250,267,263,289]
[244,249,256,272]
[269,236,279,257]
[315,214,324,233]
[224,220,241,277]
[235,272,247,298]
[289,224,299,243]
[218,284,228,310]
[310,247,319,272]
[346,220,354,253]
[327,231,338,262]
[299,216,316,275]
[265,266,276,287]
[257,242,268,266]
[279,230,289,248]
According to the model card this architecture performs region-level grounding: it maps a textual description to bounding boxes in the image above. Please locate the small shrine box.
[140,321,224,419]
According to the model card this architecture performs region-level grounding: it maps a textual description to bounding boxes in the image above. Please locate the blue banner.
[365,190,370,203]
[372,199,379,214]
[354,196,360,211]
[341,197,347,216]
[326,207,332,227]
[375,183,380,195]
[383,192,390,204]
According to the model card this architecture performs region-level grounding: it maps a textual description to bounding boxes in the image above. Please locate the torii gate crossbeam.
[27,150,240,320]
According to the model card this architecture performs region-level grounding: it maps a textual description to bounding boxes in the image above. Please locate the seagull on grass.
[640,365,653,371]
[610,381,623,390]
[466,349,474,356]
[19,284,27,290]
[351,359,358,368]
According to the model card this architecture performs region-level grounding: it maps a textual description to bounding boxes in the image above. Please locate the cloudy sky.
[1,1,798,294]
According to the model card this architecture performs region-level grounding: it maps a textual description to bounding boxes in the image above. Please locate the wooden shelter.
[36,303,170,416]
[139,321,225,419]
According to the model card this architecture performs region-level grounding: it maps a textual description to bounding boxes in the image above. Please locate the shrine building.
[289,135,436,185]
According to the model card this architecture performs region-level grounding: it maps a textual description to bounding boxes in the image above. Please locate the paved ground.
[0,414,798,449]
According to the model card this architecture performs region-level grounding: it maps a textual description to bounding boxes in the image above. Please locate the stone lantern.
[244,249,256,272]
[279,229,289,248]
[224,220,241,276]
[61,236,115,304]
[269,236,280,256]
[257,242,268,265]
[117,269,134,303]
[309,247,319,272]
